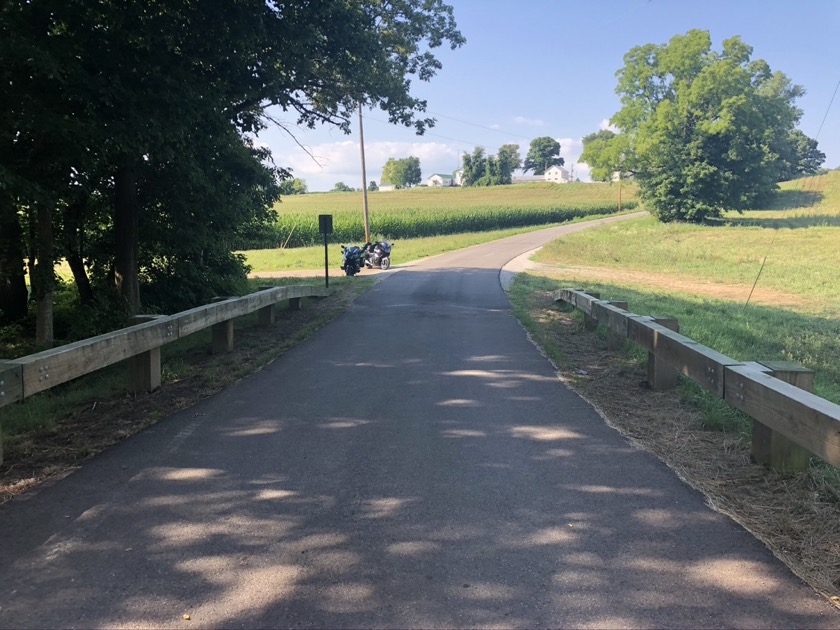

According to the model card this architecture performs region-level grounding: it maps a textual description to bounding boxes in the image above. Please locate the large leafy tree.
[581,130,627,182]
[496,144,521,184]
[523,137,563,175]
[0,0,464,328]
[778,129,825,181]
[461,144,520,186]
[461,148,487,186]
[381,157,422,188]
[589,30,816,222]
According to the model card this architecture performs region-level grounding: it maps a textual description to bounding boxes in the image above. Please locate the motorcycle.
[363,240,392,270]
[339,244,365,276]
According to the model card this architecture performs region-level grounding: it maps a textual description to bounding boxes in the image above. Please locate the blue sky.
[258,0,840,192]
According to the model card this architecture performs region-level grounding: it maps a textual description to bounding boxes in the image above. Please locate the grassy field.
[243,213,637,274]
[528,170,840,404]
[242,181,637,248]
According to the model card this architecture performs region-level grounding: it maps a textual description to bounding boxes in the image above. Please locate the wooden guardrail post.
[258,305,276,326]
[0,361,22,466]
[127,315,170,393]
[210,297,235,354]
[605,301,628,349]
[256,286,276,326]
[750,361,814,472]
[647,317,680,391]
[582,292,600,330]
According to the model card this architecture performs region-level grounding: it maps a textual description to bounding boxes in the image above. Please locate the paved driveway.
[0,216,836,628]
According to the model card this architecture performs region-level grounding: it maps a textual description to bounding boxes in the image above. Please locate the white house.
[544,165,571,183]
[453,169,464,186]
[427,173,455,187]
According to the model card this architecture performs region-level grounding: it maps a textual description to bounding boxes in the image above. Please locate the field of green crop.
[238,182,637,248]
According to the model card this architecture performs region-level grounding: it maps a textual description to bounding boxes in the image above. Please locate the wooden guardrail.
[0,284,329,464]
[554,288,840,473]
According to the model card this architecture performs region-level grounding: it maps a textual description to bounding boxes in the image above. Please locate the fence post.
[256,286,277,326]
[583,292,600,331]
[127,316,165,393]
[751,360,814,472]
[606,301,629,350]
[648,317,680,390]
[211,297,235,354]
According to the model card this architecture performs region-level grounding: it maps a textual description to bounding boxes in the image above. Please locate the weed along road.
[0,217,837,628]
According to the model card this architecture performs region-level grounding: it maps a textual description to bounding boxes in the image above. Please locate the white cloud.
[513,116,546,127]
[271,140,462,191]
[599,118,620,133]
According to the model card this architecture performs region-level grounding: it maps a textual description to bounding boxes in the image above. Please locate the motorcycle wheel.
[380,256,391,270]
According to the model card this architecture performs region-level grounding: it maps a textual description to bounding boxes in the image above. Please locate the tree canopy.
[381,157,422,188]
[0,0,463,335]
[581,30,821,222]
[279,179,308,195]
[461,144,520,186]
[523,137,563,175]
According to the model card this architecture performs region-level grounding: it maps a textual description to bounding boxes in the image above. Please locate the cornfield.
[237,182,637,249]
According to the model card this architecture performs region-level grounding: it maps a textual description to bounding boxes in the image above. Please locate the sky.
[257,0,840,192]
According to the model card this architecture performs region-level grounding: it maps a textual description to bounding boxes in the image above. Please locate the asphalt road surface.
[1,217,837,628]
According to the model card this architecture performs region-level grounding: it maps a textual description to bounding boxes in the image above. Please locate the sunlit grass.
[531,172,840,317]
[242,212,638,274]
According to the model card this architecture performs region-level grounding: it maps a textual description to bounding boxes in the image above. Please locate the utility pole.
[618,170,622,212]
[359,104,371,244]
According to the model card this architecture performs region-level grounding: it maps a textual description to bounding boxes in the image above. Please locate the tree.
[368,180,379,191]
[279,178,308,195]
[332,182,354,192]
[581,130,627,182]
[496,144,521,184]
[523,137,563,174]
[0,0,464,326]
[778,129,825,181]
[607,30,809,222]
[460,148,486,186]
[381,156,422,188]
[462,144,520,186]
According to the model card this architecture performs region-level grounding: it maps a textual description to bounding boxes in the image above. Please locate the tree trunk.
[0,205,29,324]
[33,202,54,347]
[114,164,141,315]
[67,252,94,306]
[64,199,94,306]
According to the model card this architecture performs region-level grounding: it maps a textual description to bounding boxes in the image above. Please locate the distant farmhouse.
[513,165,576,184]
[421,165,577,188]
[544,165,571,183]
[427,173,456,187]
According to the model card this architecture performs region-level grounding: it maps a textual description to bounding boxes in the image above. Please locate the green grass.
[525,170,840,407]
[241,181,638,248]
[532,172,840,316]
[243,212,639,274]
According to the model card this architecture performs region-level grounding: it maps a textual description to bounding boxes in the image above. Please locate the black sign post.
[318,214,333,288]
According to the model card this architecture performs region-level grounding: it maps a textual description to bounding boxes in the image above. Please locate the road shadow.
[0,268,835,628]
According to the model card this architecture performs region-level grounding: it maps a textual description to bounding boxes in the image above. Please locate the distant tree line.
[460,137,564,187]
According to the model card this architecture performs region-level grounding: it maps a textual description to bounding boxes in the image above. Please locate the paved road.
[1,216,837,628]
